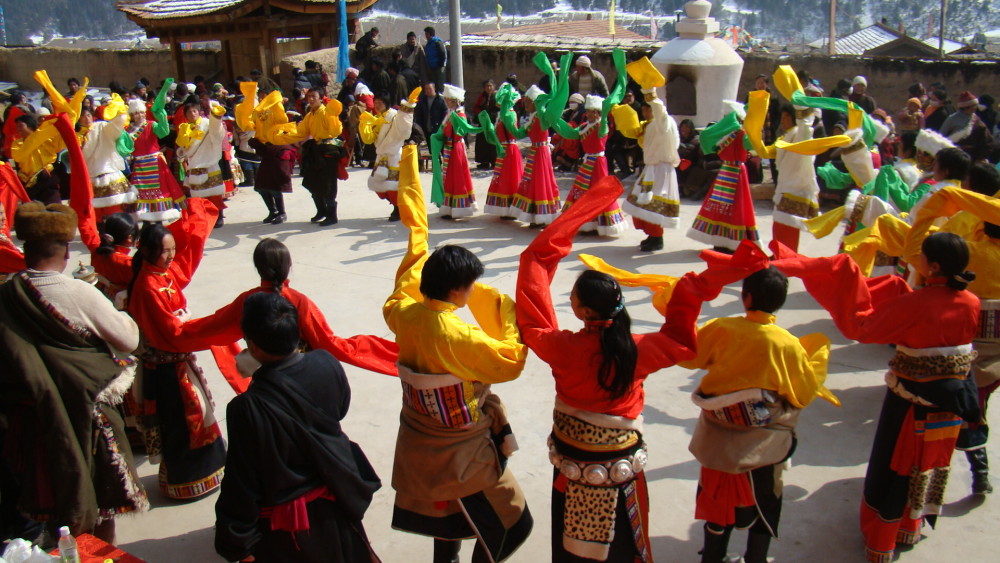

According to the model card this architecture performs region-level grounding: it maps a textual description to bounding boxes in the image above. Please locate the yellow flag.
[609,0,616,36]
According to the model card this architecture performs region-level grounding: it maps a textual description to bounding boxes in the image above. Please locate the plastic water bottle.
[57,526,81,563]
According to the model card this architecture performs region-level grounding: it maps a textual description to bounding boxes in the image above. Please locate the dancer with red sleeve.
[127,199,227,499]
[517,174,754,562]
[771,236,981,563]
[179,237,400,394]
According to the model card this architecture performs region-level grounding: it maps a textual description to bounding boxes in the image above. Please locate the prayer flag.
[609,0,616,36]
[497,3,503,30]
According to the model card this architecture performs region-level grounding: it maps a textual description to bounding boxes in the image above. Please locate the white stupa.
[651,0,744,127]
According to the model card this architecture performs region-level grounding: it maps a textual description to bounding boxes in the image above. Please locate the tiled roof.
[922,37,968,54]
[470,20,648,41]
[461,33,663,52]
[117,0,352,20]
[832,24,901,55]
[116,0,246,20]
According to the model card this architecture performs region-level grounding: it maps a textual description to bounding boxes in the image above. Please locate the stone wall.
[0,47,221,90]
[740,54,1000,114]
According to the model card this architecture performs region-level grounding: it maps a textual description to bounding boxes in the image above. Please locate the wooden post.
[828,0,836,55]
[222,39,235,84]
[171,38,186,82]
[939,0,947,58]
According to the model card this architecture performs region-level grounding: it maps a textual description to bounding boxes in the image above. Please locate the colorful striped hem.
[159,466,224,500]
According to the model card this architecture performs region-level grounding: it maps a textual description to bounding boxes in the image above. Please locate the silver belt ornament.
[547,437,647,486]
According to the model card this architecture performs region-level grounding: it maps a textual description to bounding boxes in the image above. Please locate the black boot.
[320,200,338,226]
[260,192,277,224]
[700,522,733,563]
[432,538,461,563]
[310,195,326,223]
[744,532,772,563]
[388,205,401,222]
[640,236,664,252]
[270,193,287,224]
[968,449,993,494]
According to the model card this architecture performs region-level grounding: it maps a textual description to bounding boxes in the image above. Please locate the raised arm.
[167,198,218,288]
[152,78,175,138]
[383,144,428,331]
[516,175,624,357]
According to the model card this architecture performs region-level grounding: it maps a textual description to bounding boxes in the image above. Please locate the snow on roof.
[922,37,968,53]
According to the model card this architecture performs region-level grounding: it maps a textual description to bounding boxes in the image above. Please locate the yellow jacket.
[383,145,527,382]
[680,311,838,409]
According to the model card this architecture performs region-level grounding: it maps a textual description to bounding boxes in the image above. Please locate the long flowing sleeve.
[53,114,100,251]
[770,243,917,344]
[842,214,912,276]
[383,144,429,329]
[166,198,218,289]
[515,175,623,359]
[152,79,174,139]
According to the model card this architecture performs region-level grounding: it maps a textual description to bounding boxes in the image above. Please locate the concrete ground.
[71,162,998,562]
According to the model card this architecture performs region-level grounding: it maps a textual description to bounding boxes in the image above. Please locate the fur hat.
[442,84,466,101]
[915,128,956,156]
[128,99,147,115]
[14,202,78,243]
[852,75,867,87]
[576,55,592,68]
[956,91,980,109]
[525,85,544,101]
[584,94,604,111]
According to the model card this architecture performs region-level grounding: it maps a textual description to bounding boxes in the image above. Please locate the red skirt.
[512,143,561,224]
[484,142,523,216]
[688,161,759,250]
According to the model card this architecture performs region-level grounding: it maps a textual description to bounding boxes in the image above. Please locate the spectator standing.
[354,27,380,68]
[424,27,448,91]
[303,60,330,96]
[413,82,447,149]
[473,80,500,169]
[388,62,411,106]
[399,31,428,84]
[360,58,392,98]
[250,68,281,97]
[977,94,998,135]
[849,75,877,114]
[568,55,609,97]
[924,89,953,132]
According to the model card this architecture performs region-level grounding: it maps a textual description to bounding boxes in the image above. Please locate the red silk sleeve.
[516,175,625,355]
[166,198,219,288]
[52,113,100,251]
[290,288,399,376]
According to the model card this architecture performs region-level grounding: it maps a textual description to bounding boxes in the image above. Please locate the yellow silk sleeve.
[804,205,846,238]
[745,90,776,159]
[842,214,911,276]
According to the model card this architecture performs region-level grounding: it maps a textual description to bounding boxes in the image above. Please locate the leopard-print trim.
[849,194,871,224]
[842,138,868,155]
[564,482,619,546]
[906,465,949,523]
[553,410,639,451]
[795,108,814,119]
[889,350,976,382]
[873,251,896,267]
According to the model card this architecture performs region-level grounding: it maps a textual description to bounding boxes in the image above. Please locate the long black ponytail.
[574,270,638,400]
[253,238,291,295]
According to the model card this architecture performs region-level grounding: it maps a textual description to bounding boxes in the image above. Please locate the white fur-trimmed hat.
[442,83,466,101]
[584,94,604,111]
[915,128,956,156]
[128,99,147,115]
[525,85,544,101]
